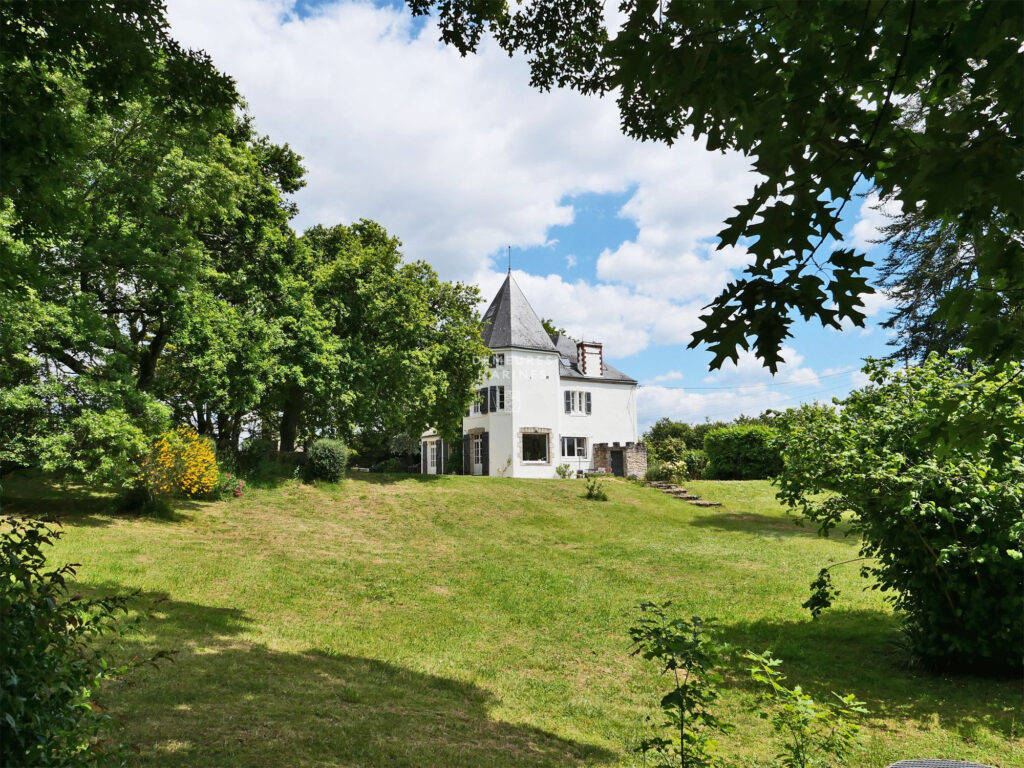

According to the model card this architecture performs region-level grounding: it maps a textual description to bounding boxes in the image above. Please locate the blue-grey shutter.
[421,441,427,473]
[564,391,572,413]
[489,354,496,367]
[462,434,470,474]
[585,391,592,414]
[489,386,497,412]
[441,440,449,474]
[480,387,488,414]
[481,431,489,476]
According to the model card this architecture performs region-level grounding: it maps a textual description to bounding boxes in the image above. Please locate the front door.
[472,435,483,476]
[427,441,438,474]
[610,449,624,477]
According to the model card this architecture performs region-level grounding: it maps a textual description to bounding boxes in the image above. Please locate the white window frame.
[563,390,592,415]
[428,441,438,470]
[496,353,505,366]
[472,395,481,415]
[561,436,587,458]
[497,386,505,410]
[473,435,482,465]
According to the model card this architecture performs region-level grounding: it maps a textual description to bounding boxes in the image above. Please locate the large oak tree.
[409,0,1023,370]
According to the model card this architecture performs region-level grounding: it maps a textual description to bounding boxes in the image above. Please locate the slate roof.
[551,333,637,385]
[480,273,558,352]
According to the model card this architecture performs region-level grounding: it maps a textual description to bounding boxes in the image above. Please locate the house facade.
[421,273,646,478]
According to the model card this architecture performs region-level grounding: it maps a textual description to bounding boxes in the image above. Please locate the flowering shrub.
[216,472,245,498]
[143,426,219,498]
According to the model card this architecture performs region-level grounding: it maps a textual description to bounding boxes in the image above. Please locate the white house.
[421,273,646,478]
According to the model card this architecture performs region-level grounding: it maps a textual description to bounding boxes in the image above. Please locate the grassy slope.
[3,475,1019,767]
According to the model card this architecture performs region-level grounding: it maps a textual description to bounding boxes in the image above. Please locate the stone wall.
[593,441,647,478]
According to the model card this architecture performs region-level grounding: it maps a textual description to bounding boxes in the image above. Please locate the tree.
[776,353,1024,671]
[408,0,1023,370]
[874,200,1021,365]
[268,221,487,451]
[1,0,236,290]
[540,317,566,337]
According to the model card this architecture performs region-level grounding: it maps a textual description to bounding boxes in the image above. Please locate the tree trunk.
[278,386,304,452]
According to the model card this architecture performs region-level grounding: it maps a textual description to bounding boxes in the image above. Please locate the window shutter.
[564,391,572,413]
[585,391,592,414]
[489,354,496,367]
[489,386,497,412]
[441,440,449,474]
[481,431,489,476]
[462,434,470,474]
[421,441,427,473]
[480,387,488,414]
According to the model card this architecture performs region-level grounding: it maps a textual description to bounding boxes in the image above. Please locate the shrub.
[555,463,573,478]
[629,603,732,768]
[584,476,608,501]
[306,438,349,482]
[215,472,245,498]
[647,436,688,465]
[679,449,709,480]
[237,437,274,474]
[0,516,165,766]
[370,457,406,473]
[142,426,219,499]
[745,651,866,768]
[703,424,782,480]
[777,354,1024,672]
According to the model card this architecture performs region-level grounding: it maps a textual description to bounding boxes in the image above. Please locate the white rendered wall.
[557,379,639,474]
[461,349,638,478]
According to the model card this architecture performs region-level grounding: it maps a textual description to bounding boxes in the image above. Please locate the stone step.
[689,500,723,507]
[674,494,700,500]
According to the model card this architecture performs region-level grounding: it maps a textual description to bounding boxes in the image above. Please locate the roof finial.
[507,245,511,274]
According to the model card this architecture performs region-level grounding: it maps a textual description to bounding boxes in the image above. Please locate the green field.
[3,475,1019,767]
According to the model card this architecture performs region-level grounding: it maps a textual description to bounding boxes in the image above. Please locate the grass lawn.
[3,474,1019,767]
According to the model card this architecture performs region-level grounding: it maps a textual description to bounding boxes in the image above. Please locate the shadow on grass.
[0,472,200,527]
[352,472,451,486]
[688,509,857,543]
[93,587,613,768]
[717,609,1021,743]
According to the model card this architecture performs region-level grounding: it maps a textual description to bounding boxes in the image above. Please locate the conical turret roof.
[480,273,558,353]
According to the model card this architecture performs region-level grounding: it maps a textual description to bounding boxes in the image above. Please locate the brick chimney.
[577,341,603,377]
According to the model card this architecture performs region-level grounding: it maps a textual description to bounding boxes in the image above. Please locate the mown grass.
[3,474,1019,767]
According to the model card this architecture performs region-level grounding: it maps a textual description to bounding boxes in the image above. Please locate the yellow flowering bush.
[144,426,219,498]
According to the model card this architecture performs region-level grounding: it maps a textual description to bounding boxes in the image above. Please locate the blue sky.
[166,0,898,429]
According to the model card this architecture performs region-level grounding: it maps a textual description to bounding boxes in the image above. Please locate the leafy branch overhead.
[409,0,1023,370]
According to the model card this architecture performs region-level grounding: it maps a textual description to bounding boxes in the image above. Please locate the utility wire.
[639,366,859,391]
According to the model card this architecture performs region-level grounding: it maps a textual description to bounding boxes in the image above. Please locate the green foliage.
[648,437,689,466]
[409,0,1023,370]
[540,317,566,337]
[629,604,732,768]
[644,418,695,448]
[305,439,349,483]
[370,457,407,474]
[704,426,782,480]
[238,438,275,475]
[646,450,709,484]
[0,516,162,766]
[555,463,573,479]
[584,477,608,501]
[745,652,866,768]
[776,353,1024,671]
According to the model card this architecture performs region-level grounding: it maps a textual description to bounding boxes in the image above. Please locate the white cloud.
[565,254,577,269]
[847,190,903,252]
[645,370,684,385]
[165,0,757,289]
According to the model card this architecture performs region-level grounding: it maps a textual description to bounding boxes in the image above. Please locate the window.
[522,433,548,462]
[561,437,587,458]
[428,441,437,469]
[563,390,592,415]
[488,353,505,368]
[472,392,482,415]
[497,386,505,410]
[473,435,482,464]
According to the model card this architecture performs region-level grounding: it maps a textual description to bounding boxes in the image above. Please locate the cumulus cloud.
[848,190,903,252]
